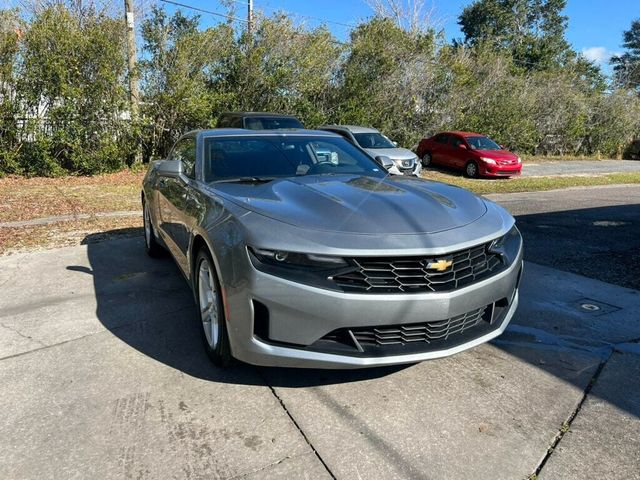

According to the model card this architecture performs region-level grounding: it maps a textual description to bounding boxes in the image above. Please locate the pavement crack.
[0,320,46,347]
[225,452,305,480]
[257,369,337,480]
[531,346,615,479]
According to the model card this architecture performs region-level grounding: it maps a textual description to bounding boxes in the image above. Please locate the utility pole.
[124,0,139,120]
[247,0,254,37]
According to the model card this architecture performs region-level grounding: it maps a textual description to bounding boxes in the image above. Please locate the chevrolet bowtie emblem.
[426,259,453,272]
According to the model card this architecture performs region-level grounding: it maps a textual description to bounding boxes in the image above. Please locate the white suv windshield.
[353,132,395,149]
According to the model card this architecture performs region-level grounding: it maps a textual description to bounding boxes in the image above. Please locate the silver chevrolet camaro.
[142,129,523,369]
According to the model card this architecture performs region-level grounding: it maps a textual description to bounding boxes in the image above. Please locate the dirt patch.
[0,170,144,223]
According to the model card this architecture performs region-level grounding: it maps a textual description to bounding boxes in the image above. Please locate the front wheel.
[465,161,479,178]
[195,249,232,367]
[421,152,432,167]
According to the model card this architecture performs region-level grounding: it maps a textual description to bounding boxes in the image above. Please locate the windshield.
[465,136,501,150]
[203,136,386,182]
[244,117,303,130]
[353,132,395,149]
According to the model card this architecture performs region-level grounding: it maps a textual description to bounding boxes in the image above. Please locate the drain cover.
[581,303,600,311]
[572,298,621,316]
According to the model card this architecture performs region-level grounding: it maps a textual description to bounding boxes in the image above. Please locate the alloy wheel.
[466,162,478,178]
[198,258,219,349]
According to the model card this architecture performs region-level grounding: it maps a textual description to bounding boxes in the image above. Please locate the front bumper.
[396,160,421,176]
[224,244,523,369]
[481,163,522,177]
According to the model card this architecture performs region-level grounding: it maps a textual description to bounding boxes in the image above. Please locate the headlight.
[249,247,347,268]
[248,247,351,290]
[480,157,497,164]
[516,157,522,163]
[488,225,522,265]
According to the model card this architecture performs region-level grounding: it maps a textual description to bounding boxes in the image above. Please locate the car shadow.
[71,201,640,419]
[68,230,409,387]
[421,164,512,180]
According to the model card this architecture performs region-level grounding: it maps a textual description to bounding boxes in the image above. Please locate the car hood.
[475,149,518,161]
[363,147,416,161]
[212,175,487,235]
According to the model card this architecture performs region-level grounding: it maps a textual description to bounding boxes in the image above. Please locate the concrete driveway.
[1,188,639,479]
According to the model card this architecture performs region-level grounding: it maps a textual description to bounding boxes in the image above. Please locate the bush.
[0,4,639,175]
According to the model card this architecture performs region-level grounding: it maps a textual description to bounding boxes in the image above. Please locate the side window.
[435,134,450,144]
[450,136,464,148]
[170,138,197,179]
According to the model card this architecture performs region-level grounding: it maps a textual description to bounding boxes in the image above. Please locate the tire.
[421,152,432,167]
[194,248,232,367]
[143,199,165,258]
[465,161,479,178]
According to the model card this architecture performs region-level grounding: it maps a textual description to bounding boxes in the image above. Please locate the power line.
[260,5,355,28]
[207,0,355,29]
[158,0,248,23]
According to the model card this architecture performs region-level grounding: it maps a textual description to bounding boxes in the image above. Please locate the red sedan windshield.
[466,136,501,150]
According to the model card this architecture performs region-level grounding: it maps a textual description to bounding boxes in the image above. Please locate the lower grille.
[308,301,507,357]
[353,306,487,346]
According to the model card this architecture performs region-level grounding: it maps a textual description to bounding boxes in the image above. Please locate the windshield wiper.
[214,177,275,184]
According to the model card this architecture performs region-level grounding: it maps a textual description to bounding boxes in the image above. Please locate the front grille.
[495,169,520,175]
[307,302,507,357]
[332,242,503,293]
[353,306,487,346]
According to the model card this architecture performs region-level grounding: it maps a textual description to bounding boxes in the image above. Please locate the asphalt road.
[0,185,638,479]
[522,159,640,177]
[488,184,640,290]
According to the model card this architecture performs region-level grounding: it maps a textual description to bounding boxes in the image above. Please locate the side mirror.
[156,159,183,178]
[459,144,467,150]
[499,145,505,149]
[375,155,395,171]
[392,141,398,147]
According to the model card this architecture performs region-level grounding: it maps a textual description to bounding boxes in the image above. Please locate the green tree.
[222,14,343,127]
[458,0,571,70]
[140,7,234,158]
[16,4,132,175]
[337,17,436,144]
[611,19,640,93]
[0,9,21,174]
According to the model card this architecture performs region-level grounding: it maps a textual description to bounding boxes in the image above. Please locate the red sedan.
[417,131,522,178]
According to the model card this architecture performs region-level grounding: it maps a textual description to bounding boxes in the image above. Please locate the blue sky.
[164,0,639,74]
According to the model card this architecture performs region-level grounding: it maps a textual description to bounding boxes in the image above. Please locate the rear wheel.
[143,200,165,258]
[421,152,432,167]
[465,161,479,178]
[195,248,232,367]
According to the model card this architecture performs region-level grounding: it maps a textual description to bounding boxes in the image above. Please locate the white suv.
[318,125,422,176]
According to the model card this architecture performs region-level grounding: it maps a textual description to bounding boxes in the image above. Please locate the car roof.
[438,131,485,137]
[188,128,340,139]
[220,112,300,118]
[318,125,380,134]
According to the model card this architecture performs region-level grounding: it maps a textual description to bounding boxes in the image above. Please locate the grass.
[521,154,619,163]
[1,166,639,255]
